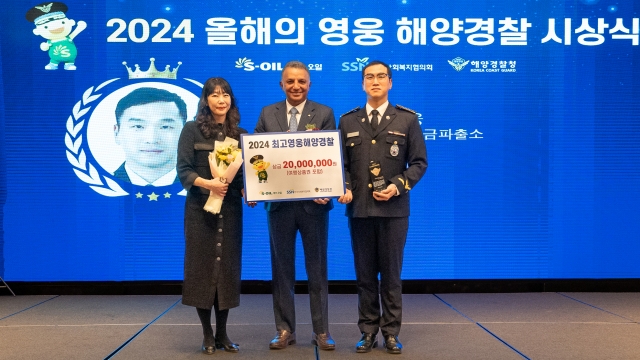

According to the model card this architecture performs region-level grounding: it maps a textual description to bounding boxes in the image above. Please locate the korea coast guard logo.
[64,59,200,198]
[448,57,470,72]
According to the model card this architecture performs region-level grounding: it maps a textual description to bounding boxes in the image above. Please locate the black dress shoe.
[215,336,239,352]
[356,333,378,353]
[312,332,336,351]
[201,341,216,355]
[383,335,402,354]
[269,330,296,349]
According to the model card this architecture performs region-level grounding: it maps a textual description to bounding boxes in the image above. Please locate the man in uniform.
[338,60,427,354]
[255,61,337,351]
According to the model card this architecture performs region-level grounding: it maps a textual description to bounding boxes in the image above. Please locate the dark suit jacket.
[113,162,180,185]
[254,99,336,214]
[113,163,130,183]
[338,104,428,218]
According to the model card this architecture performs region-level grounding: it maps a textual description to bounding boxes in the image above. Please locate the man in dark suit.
[337,60,428,354]
[113,87,186,186]
[254,61,337,351]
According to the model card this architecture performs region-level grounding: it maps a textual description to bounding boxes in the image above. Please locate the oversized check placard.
[241,131,345,202]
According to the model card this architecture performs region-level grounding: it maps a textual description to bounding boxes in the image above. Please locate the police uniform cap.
[250,155,264,164]
[26,2,68,23]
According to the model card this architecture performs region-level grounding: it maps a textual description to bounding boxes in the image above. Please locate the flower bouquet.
[203,137,244,214]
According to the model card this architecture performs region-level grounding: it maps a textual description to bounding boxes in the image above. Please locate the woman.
[177,77,251,354]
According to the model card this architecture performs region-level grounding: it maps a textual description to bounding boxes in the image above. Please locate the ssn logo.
[341,57,369,71]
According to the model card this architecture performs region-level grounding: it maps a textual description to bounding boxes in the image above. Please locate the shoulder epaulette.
[340,107,360,117]
[395,104,416,114]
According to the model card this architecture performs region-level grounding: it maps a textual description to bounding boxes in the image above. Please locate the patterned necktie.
[371,109,379,132]
[289,107,298,132]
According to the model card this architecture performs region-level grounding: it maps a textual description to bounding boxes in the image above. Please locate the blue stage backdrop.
[1,0,639,281]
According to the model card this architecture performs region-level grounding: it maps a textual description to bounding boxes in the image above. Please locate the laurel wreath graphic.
[65,78,129,197]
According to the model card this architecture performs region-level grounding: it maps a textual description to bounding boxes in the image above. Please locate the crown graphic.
[122,58,182,79]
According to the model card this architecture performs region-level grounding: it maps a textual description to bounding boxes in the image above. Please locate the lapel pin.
[386,116,390,119]
[361,118,365,122]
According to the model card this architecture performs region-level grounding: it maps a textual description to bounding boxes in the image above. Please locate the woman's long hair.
[195,77,241,140]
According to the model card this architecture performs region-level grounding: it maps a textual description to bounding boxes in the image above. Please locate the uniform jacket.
[338,104,428,218]
[255,99,336,214]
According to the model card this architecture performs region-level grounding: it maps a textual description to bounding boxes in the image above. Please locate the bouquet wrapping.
[203,137,243,214]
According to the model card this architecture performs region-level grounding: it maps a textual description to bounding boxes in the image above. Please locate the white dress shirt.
[125,164,177,187]
[365,101,389,125]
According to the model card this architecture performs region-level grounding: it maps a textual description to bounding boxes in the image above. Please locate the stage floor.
[1,293,639,359]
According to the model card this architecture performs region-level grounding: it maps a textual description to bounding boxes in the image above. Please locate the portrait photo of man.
[113,87,187,186]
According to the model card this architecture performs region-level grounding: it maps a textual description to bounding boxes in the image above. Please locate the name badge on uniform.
[390,144,399,156]
[347,132,359,138]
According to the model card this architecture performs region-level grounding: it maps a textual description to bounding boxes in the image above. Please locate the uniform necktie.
[289,107,298,132]
[370,109,379,132]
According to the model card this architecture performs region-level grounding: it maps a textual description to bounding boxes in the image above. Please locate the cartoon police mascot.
[26,2,87,70]
[250,155,270,183]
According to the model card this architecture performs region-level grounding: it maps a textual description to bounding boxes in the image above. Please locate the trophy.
[369,161,386,192]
